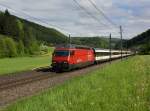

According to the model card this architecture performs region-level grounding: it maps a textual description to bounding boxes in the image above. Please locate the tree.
[4,37,17,57]
[0,12,4,34]
[3,10,20,40]
[29,40,40,55]
[0,38,6,58]
[17,20,24,40]
[17,40,25,56]
[4,9,10,16]
[140,41,150,54]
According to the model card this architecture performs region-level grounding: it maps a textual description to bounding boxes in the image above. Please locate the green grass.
[3,56,150,111]
[0,56,51,75]
[0,47,54,75]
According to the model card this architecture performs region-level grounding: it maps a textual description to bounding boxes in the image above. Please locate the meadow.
[3,55,150,111]
[0,56,51,75]
[0,47,53,75]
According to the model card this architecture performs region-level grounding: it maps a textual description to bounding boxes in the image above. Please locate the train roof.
[55,44,92,50]
[55,45,131,52]
[94,48,131,53]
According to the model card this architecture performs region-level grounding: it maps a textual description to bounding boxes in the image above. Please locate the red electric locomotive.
[51,45,95,71]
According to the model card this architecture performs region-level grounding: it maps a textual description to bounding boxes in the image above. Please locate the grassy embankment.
[3,56,150,111]
[0,47,54,75]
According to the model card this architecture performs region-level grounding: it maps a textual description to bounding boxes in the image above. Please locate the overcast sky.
[0,0,150,39]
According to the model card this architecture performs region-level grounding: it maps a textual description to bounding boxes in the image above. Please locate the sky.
[0,0,150,39]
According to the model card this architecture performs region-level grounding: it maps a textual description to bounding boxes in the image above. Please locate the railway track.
[0,56,131,92]
[0,71,56,91]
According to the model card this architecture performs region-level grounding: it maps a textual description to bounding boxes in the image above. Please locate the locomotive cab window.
[54,50,70,56]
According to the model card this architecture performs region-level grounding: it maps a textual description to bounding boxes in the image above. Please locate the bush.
[4,37,17,57]
[28,40,40,55]
[139,42,150,55]
[40,44,49,54]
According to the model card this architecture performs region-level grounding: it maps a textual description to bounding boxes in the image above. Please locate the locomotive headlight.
[63,61,68,64]
[52,61,56,64]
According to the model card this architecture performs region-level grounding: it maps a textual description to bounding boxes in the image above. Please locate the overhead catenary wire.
[72,0,120,37]
[87,0,118,28]
[86,0,121,36]
[72,0,112,28]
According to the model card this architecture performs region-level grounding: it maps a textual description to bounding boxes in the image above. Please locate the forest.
[72,37,121,49]
[0,10,67,58]
[127,29,150,54]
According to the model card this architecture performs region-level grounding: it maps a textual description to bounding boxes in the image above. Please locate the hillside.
[18,18,67,44]
[72,37,120,49]
[0,10,68,58]
[127,29,150,54]
[0,10,67,44]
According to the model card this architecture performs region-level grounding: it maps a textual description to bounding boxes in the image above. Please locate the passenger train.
[51,44,132,72]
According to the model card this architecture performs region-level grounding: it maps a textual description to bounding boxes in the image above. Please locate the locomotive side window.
[54,50,70,56]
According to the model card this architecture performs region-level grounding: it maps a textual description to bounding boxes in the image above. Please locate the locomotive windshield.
[54,50,70,56]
